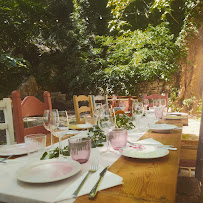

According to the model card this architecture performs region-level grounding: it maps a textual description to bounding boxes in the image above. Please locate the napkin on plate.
[135,138,163,145]
[55,167,123,202]
[127,130,146,143]
[130,138,177,150]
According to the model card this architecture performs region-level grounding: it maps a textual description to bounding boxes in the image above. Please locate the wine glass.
[132,102,144,130]
[98,105,116,153]
[43,109,59,150]
[52,111,69,158]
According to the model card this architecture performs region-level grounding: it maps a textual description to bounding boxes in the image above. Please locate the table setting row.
[0,103,187,203]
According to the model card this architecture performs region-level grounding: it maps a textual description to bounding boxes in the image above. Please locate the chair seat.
[176,176,200,203]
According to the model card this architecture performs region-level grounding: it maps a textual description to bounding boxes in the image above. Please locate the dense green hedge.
[0,0,201,98]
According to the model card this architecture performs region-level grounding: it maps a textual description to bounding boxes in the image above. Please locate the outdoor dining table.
[75,127,183,203]
[0,115,187,203]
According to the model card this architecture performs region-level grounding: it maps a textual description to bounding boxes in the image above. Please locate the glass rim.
[111,128,127,132]
[68,137,90,143]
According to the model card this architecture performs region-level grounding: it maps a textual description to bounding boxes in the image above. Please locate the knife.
[88,166,109,199]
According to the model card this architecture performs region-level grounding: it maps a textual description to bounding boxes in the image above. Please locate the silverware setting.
[127,141,177,150]
[88,166,109,199]
[0,154,14,163]
[72,160,99,198]
[127,141,174,148]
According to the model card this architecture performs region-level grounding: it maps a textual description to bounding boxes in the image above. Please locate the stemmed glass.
[98,105,116,153]
[52,111,69,158]
[43,109,59,150]
[132,102,144,130]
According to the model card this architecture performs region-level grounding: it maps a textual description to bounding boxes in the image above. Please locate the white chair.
[0,98,15,144]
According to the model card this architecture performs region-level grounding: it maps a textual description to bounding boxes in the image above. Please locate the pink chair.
[143,93,169,111]
[12,91,52,143]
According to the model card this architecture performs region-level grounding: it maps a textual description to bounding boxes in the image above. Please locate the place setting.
[121,137,177,159]
[5,111,124,203]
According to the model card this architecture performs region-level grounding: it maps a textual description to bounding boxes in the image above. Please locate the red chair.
[12,91,52,143]
[143,93,168,111]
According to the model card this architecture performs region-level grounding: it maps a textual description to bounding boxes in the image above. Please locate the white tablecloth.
[0,130,144,203]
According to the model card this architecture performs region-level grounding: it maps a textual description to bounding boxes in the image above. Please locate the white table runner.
[0,130,143,203]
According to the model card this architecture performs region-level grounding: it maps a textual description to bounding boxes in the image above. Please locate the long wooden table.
[74,116,187,203]
[0,117,186,203]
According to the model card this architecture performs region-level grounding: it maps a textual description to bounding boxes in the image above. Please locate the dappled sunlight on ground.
[182,117,200,140]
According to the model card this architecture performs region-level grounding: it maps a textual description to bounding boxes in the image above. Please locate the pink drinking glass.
[155,107,164,119]
[68,137,91,164]
[109,128,128,150]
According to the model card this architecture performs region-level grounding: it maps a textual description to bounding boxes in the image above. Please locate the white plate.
[164,115,185,120]
[120,145,169,159]
[168,112,187,116]
[150,124,177,133]
[16,159,81,183]
[0,143,38,156]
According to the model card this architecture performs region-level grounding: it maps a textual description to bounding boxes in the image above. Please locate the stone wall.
[17,76,39,99]
[51,92,74,111]
[138,80,170,97]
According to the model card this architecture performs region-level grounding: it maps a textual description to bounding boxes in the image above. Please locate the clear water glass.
[146,110,158,128]
[24,134,46,161]
[109,128,127,150]
[68,137,91,164]
[154,107,164,119]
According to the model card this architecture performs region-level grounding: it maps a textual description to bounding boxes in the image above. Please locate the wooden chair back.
[0,98,15,144]
[73,95,94,124]
[195,93,203,181]
[12,91,52,143]
[143,93,168,111]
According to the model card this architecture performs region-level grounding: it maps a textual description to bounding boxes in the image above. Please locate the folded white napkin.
[127,130,146,143]
[130,138,177,150]
[55,167,123,202]
[135,138,163,145]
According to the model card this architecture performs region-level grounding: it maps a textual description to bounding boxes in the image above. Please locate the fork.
[127,141,174,148]
[72,160,99,198]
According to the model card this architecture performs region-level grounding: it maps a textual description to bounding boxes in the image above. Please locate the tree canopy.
[0,0,201,98]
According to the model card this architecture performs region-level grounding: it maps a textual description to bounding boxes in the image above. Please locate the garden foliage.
[0,0,201,98]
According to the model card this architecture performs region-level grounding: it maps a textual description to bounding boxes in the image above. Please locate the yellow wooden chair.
[73,95,94,124]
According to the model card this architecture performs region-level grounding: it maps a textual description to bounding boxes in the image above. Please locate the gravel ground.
[182,116,200,140]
